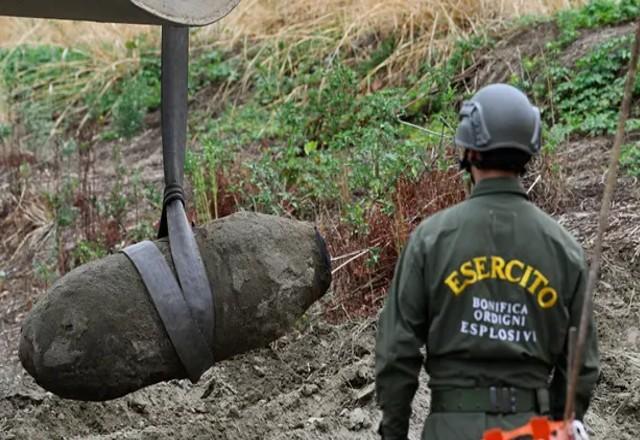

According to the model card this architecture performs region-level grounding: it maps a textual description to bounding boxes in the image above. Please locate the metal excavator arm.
[0,0,239,25]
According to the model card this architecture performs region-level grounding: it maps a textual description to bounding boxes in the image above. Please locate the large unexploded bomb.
[19,212,331,401]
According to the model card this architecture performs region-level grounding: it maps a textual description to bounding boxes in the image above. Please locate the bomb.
[19,212,332,401]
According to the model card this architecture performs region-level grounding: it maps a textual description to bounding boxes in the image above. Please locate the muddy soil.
[1,22,640,440]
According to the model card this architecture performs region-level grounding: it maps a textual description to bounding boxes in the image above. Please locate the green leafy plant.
[71,240,108,267]
[555,0,640,48]
[111,76,150,138]
[0,122,12,143]
[621,142,640,177]
[46,177,79,228]
[225,64,435,225]
[130,221,156,242]
[33,257,58,287]
[406,33,492,117]
[549,35,639,135]
[190,49,240,91]
[105,144,128,226]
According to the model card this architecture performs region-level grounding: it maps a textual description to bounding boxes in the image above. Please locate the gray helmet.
[455,84,542,156]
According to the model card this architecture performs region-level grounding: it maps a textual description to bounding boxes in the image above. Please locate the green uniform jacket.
[375,177,600,439]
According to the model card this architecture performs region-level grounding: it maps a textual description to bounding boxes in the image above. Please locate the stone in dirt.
[346,408,371,431]
[19,212,332,401]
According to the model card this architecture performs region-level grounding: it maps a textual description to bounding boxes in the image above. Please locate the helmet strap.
[459,150,476,184]
[458,156,471,173]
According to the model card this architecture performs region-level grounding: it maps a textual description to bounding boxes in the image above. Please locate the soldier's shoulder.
[528,203,585,262]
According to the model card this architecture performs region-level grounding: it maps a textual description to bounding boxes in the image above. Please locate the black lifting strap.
[122,25,215,383]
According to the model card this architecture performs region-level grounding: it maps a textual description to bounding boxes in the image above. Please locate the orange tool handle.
[482,417,571,440]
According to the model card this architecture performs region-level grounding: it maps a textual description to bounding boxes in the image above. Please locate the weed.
[71,240,108,267]
[33,258,58,288]
[0,36,164,148]
[190,49,239,91]
[357,35,398,77]
[111,76,149,138]
[186,132,237,221]
[143,181,163,210]
[505,1,640,142]
[46,177,79,228]
[231,63,433,223]
[326,168,465,321]
[406,33,493,117]
[183,36,466,231]
[130,221,156,242]
[621,142,640,177]
[543,123,573,153]
[549,35,639,135]
[0,122,11,143]
[104,144,128,230]
[555,0,640,47]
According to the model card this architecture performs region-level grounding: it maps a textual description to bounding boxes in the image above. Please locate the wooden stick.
[566,327,577,396]
[563,20,640,422]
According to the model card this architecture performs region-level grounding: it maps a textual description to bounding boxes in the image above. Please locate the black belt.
[430,387,550,415]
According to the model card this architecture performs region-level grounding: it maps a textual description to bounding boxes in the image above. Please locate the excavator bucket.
[0,0,240,26]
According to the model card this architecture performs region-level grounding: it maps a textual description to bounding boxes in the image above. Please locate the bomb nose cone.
[19,212,332,401]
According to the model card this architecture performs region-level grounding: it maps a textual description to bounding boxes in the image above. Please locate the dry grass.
[0,0,582,43]
[0,21,157,129]
[1,1,584,79]
[0,184,52,277]
[0,19,153,50]
[210,0,583,46]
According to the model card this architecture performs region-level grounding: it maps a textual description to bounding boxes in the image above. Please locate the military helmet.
[455,83,542,156]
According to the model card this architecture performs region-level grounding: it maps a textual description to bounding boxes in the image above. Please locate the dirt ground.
[1,22,640,440]
[1,139,639,440]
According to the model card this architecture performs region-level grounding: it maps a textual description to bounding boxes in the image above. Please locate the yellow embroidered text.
[444,256,558,309]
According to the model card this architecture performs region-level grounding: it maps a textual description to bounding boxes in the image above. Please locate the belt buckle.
[490,386,517,414]
[504,387,517,414]
[489,386,499,413]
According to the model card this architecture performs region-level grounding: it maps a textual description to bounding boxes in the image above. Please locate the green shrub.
[46,177,79,228]
[0,122,10,142]
[190,49,239,91]
[555,0,640,47]
[549,35,639,135]
[112,77,147,138]
[621,142,640,177]
[71,240,108,267]
[220,64,434,226]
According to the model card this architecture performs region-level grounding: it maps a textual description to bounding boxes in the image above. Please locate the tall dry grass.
[1,0,583,48]
[215,0,580,40]
[214,0,584,85]
[0,19,152,49]
[0,0,585,131]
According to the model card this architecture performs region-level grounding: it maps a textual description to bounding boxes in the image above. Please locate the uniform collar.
[470,177,529,200]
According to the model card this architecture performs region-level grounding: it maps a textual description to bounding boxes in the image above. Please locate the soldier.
[375,83,600,439]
